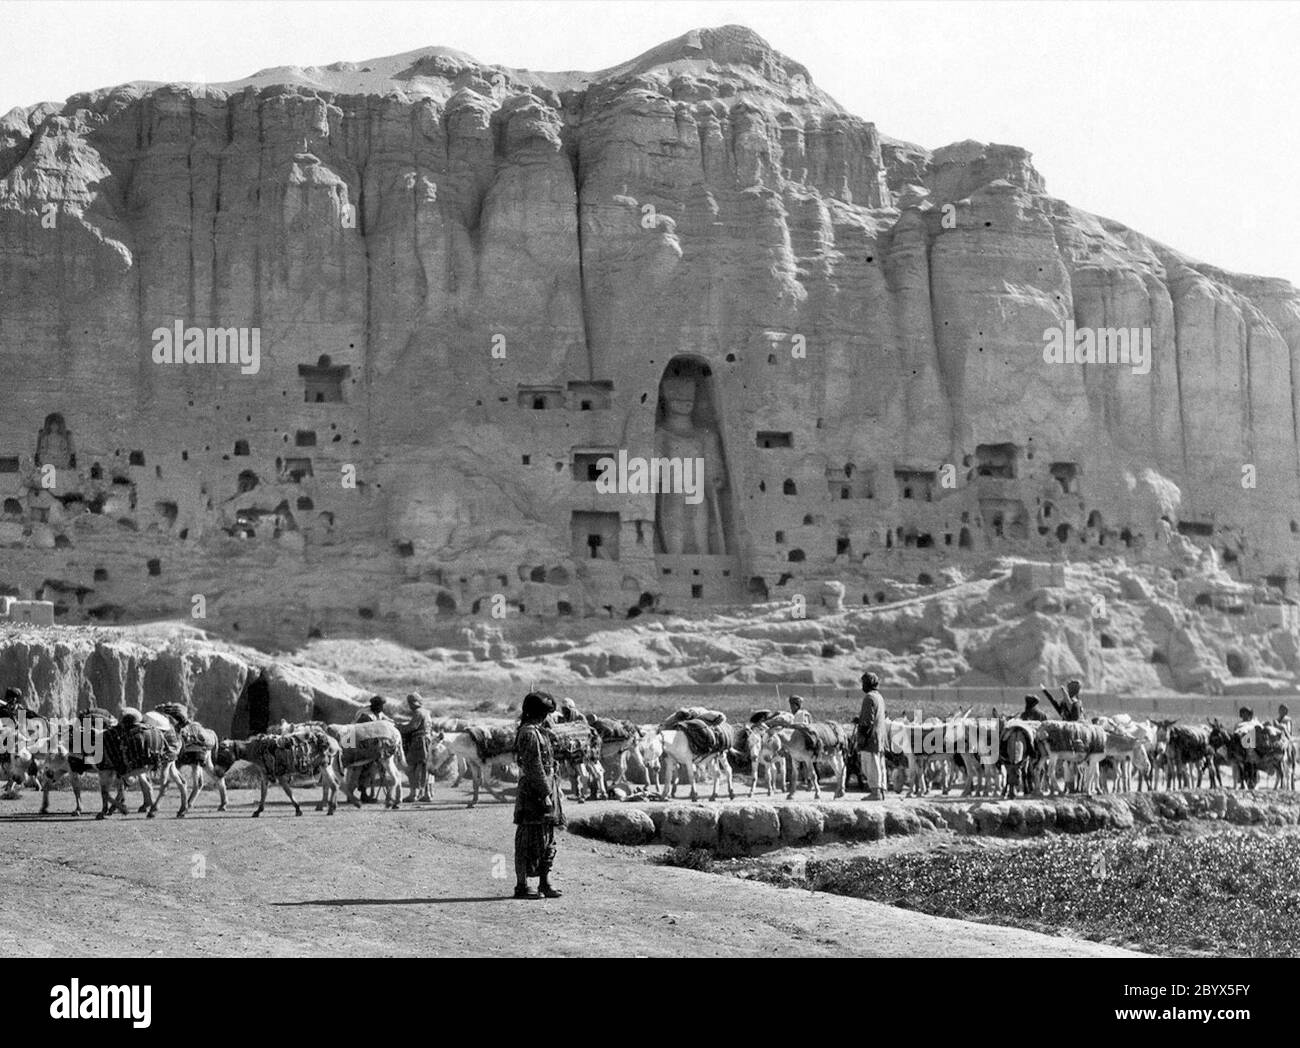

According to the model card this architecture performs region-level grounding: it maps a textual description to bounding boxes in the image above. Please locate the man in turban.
[513,691,565,900]
[856,671,887,800]
[1041,679,1084,721]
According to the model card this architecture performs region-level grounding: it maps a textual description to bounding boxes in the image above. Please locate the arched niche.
[652,356,735,556]
[36,412,76,470]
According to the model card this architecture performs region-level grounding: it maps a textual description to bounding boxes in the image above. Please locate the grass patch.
[657,846,715,873]
[749,830,1300,956]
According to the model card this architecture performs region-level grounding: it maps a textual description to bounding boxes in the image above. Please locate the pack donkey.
[35,708,135,816]
[659,718,738,802]
[757,721,849,800]
[96,708,189,819]
[150,702,227,811]
[443,725,516,807]
[217,725,342,816]
[327,720,405,809]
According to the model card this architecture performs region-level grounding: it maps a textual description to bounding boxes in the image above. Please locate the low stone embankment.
[566,790,1300,855]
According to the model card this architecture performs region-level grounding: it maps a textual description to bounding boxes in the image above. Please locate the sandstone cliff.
[1,25,1298,660]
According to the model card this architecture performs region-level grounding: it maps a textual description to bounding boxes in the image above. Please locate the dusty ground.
[0,783,1140,957]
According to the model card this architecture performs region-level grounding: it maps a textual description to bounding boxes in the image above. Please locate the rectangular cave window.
[282,458,314,482]
[295,430,317,447]
[570,510,621,562]
[1050,462,1079,494]
[980,498,1028,540]
[756,431,793,449]
[566,380,613,411]
[571,450,615,483]
[974,443,1017,479]
[298,356,351,403]
[895,469,936,502]
[0,457,19,473]
[518,385,564,410]
[691,584,703,599]
[826,466,874,500]
[128,450,145,467]
[1177,521,1214,538]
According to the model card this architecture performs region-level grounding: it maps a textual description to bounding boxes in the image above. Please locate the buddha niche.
[654,361,729,555]
[35,413,75,470]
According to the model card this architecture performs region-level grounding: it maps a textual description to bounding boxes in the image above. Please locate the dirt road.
[0,786,1140,957]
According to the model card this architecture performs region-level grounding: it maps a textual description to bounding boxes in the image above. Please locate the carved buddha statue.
[35,414,75,471]
[654,373,727,555]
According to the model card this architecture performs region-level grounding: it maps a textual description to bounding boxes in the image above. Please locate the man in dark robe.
[856,671,887,800]
[1019,694,1049,721]
[1041,679,1084,720]
[355,695,390,723]
[513,691,565,900]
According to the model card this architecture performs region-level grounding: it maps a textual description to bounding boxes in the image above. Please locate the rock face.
[1,25,1298,651]
[0,623,368,727]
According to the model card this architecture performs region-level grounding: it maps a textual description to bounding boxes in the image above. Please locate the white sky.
[3,0,1296,285]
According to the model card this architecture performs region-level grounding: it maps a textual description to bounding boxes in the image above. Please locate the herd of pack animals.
[0,690,1295,820]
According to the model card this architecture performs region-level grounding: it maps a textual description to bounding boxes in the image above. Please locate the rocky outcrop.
[0,623,368,730]
[0,25,1297,656]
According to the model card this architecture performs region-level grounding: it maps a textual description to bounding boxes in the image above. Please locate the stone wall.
[567,790,1300,854]
[0,598,54,626]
